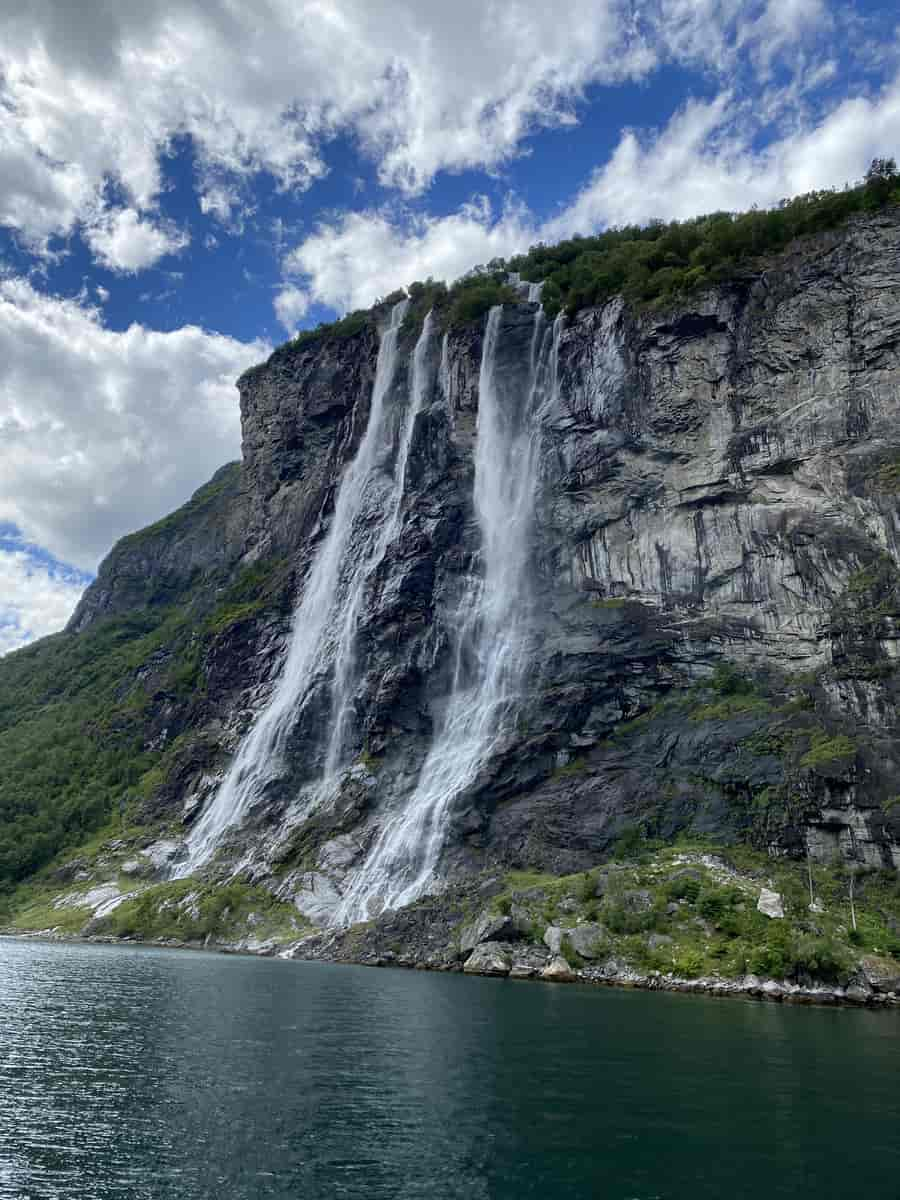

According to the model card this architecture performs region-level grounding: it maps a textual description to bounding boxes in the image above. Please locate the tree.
[865,156,898,183]
[864,157,898,206]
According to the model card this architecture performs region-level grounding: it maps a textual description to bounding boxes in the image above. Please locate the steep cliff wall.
[174,210,899,927]
[6,211,900,946]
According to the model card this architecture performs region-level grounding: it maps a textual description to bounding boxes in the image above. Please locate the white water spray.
[176,301,411,875]
[337,305,560,923]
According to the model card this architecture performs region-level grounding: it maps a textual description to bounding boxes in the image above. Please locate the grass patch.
[96,879,305,944]
[800,732,857,771]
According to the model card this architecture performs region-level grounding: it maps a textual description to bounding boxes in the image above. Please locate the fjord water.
[3,938,898,1200]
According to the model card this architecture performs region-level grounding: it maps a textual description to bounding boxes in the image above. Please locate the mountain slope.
[2,198,900,999]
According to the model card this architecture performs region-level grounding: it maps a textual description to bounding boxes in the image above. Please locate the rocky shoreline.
[7,927,896,1010]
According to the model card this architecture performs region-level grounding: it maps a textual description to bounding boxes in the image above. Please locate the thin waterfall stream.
[324,311,435,776]
[337,304,560,923]
[176,300,414,876]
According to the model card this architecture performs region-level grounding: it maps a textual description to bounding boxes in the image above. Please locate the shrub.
[445,278,518,327]
[673,949,705,978]
[748,942,787,978]
[698,886,736,922]
[667,875,701,904]
[789,934,851,982]
[800,732,856,772]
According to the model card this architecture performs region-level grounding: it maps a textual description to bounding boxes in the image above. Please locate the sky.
[1,0,898,653]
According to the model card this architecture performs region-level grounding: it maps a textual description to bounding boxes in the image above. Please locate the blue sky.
[0,0,898,651]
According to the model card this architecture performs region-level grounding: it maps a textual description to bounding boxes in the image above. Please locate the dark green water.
[1,937,898,1199]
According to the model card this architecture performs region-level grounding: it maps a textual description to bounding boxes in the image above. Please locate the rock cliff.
[14,210,900,945]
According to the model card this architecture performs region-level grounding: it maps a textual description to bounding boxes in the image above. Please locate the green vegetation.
[799,731,857,772]
[496,839,900,985]
[874,454,900,493]
[0,612,185,889]
[0,474,286,894]
[118,462,240,550]
[552,756,588,779]
[274,161,899,364]
[401,278,449,335]
[509,160,900,319]
[286,308,374,351]
[94,879,304,944]
[444,273,519,327]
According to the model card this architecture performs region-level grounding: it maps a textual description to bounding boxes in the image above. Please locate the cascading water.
[336,304,560,923]
[176,300,414,876]
[323,311,435,775]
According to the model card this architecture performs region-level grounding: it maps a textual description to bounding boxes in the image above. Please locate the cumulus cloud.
[273,284,311,334]
[0,544,88,655]
[84,207,189,274]
[279,71,900,317]
[546,75,900,235]
[283,198,535,315]
[0,0,832,266]
[0,278,269,570]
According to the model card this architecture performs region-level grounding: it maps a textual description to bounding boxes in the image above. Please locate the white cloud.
[95,284,110,303]
[0,277,269,570]
[0,0,835,267]
[283,197,535,315]
[273,284,311,334]
[279,68,900,320]
[0,547,87,655]
[84,207,189,274]
[546,75,900,235]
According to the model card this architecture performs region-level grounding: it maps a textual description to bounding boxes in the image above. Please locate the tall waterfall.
[177,300,418,876]
[337,305,560,923]
[323,311,435,774]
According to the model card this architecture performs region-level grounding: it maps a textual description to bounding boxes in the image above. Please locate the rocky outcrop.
[67,211,900,924]
[68,462,248,631]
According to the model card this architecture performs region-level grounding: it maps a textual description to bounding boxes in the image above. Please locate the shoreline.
[4,928,898,1010]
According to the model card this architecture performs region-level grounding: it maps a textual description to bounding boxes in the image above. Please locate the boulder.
[509,963,538,979]
[859,955,900,994]
[543,925,564,954]
[757,888,784,919]
[566,923,608,960]
[845,984,872,1005]
[459,910,512,954]
[463,942,510,976]
[621,889,653,914]
[647,933,673,950]
[541,956,576,982]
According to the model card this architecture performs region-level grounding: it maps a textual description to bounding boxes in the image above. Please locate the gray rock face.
[68,463,248,631]
[541,955,577,981]
[566,923,609,960]
[543,925,564,955]
[459,910,513,954]
[463,942,510,976]
[72,212,900,918]
[859,955,900,993]
[757,889,785,919]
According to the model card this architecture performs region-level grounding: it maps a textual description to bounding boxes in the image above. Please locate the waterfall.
[175,300,411,876]
[323,311,435,775]
[336,305,560,923]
